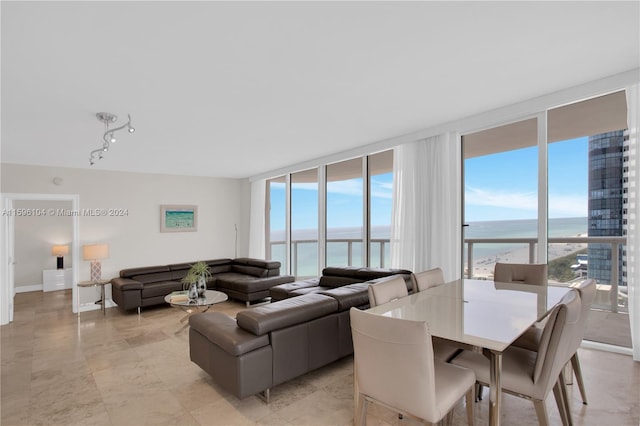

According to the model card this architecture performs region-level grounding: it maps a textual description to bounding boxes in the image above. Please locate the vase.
[197,277,207,298]
[188,282,198,301]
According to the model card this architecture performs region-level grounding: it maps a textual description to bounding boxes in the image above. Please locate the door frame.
[1,193,80,324]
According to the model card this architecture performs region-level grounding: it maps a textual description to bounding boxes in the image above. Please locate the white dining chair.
[451,290,581,426]
[411,267,445,293]
[494,262,547,285]
[514,279,596,406]
[477,262,547,400]
[367,275,408,307]
[350,307,475,425]
[411,268,460,362]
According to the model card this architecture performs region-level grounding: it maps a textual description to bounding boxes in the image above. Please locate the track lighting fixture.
[89,112,135,165]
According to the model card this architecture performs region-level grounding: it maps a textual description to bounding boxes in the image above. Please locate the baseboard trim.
[581,340,633,356]
[78,299,115,312]
[15,284,43,293]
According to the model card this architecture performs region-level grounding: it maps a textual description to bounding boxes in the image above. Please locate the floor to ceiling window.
[368,150,393,268]
[462,90,631,349]
[462,118,539,279]
[267,176,287,275]
[265,150,393,277]
[291,168,319,278]
[546,91,630,348]
[326,158,364,267]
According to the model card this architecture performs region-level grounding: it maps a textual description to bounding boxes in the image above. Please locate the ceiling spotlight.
[89,112,135,165]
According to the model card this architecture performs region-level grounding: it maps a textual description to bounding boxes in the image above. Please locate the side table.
[78,279,110,315]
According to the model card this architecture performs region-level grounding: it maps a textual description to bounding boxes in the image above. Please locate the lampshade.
[51,245,69,257]
[82,244,109,260]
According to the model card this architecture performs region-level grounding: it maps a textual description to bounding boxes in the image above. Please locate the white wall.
[13,199,73,288]
[2,163,251,307]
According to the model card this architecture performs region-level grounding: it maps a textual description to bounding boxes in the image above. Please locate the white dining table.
[365,278,571,426]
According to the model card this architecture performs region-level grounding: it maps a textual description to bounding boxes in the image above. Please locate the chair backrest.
[412,267,445,293]
[368,275,409,307]
[571,278,596,352]
[531,289,581,400]
[494,262,547,285]
[350,307,438,421]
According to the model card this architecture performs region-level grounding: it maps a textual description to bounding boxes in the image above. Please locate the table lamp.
[51,245,69,269]
[83,244,109,282]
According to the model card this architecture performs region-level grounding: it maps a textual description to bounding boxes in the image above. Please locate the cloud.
[327,179,362,196]
[371,180,393,200]
[465,186,537,210]
[466,186,587,217]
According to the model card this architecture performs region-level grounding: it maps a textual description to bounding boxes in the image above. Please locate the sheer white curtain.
[248,179,266,259]
[625,84,639,361]
[390,132,461,281]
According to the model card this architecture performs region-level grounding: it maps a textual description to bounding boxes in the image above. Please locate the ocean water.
[270,217,587,275]
[464,217,587,260]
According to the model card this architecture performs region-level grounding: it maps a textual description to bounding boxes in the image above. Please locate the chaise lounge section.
[111,258,295,312]
[269,266,413,301]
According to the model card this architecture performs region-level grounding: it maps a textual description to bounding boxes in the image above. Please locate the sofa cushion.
[231,264,268,278]
[355,267,412,280]
[234,258,281,270]
[319,282,370,311]
[216,274,292,293]
[168,262,193,271]
[120,265,170,279]
[319,275,362,288]
[189,312,270,356]
[269,278,320,300]
[132,271,174,284]
[205,258,233,266]
[141,280,183,298]
[289,286,330,297]
[236,293,338,336]
[322,266,361,278]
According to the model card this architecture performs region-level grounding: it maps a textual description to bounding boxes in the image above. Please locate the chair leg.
[475,383,483,402]
[571,353,588,405]
[465,388,474,426]
[533,399,549,426]
[558,371,574,426]
[445,409,454,425]
[553,381,570,426]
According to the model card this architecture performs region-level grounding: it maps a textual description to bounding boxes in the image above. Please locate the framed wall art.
[160,205,198,232]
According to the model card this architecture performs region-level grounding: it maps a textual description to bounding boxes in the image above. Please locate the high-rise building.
[587,129,627,286]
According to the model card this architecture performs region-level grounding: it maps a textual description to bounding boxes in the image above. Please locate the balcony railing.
[269,238,390,277]
[465,236,627,313]
[270,235,627,313]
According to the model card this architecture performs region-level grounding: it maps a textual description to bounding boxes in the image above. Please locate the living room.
[2,1,639,425]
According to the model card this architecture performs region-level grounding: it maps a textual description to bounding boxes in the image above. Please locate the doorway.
[1,193,80,325]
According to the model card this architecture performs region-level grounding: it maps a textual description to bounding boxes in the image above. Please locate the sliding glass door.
[462,118,539,279]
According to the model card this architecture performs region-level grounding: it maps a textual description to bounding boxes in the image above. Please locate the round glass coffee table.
[164,289,228,325]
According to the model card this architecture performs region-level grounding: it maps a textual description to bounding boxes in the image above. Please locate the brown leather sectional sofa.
[111,258,294,312]
[188,267,412,401]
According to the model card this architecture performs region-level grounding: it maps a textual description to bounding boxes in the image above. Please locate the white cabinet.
[43,268,72,292]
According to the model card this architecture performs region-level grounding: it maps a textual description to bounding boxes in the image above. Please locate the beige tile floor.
[1,289,639,426]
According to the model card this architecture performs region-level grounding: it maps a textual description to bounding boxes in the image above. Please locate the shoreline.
[469,234,587,279]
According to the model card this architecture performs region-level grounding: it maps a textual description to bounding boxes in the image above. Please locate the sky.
[269,173,393,232]
[464,136,589,222]
[269,136,589,232]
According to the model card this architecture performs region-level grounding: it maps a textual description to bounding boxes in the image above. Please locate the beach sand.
[469,235,587,279]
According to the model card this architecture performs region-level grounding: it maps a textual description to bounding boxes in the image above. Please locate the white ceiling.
[2,1,639,179]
